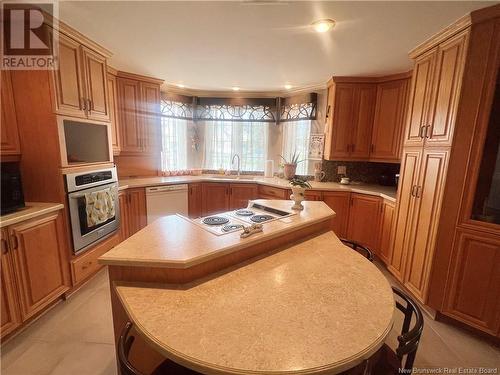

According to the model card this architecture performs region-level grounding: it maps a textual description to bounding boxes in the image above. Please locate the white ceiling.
[58,1,495,92]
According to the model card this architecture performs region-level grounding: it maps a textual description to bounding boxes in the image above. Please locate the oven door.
[68,182,120,254]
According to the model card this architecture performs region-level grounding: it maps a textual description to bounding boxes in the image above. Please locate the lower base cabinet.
[378,200,395,264]
[118,188,147,241]
[230,184,258,210]
[201,183,230,216]
[347,194,382,251]
[322,192,350,238]
[188,183,202,218]
[1,210,70,339]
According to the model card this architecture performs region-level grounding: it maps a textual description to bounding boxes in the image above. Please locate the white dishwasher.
[145,184,189,224]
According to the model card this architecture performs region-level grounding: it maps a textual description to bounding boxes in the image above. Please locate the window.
[203,120,268,172]
[160,117,188,171]
[281,120,312,175]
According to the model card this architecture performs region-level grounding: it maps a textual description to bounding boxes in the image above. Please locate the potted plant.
[289,177,311,211]
[280,151,304,179]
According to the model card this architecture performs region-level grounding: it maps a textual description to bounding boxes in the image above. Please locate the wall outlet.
[337,166,346,175]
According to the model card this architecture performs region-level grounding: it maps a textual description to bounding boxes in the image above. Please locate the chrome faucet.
[232,153,241,178]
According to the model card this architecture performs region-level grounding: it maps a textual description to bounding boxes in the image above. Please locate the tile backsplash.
[322,160,400,185]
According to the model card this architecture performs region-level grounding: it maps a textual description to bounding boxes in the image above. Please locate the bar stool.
[369,287,424,373]
[118,321,201,375]
[339,238,374,262]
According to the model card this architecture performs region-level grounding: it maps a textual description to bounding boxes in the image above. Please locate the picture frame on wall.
[308,134,324,160]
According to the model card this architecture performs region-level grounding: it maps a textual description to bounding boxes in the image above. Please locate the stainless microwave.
[58,117,113,167]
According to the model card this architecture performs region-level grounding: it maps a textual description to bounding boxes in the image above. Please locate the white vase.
[290,186,306,210]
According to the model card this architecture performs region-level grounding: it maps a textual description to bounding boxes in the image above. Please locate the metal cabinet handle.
[10,235,18,250]
[80,98,87,110]
[425,125,431,139]
[410,185,416,197]
[418,126,424,138]
[370,144,375,153]
[415,186,422,198]
[351,144,355,152]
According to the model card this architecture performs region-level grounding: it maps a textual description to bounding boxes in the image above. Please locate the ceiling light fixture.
[284,84,292,90]
[312,19,335,33]
[176,83,185,88]
[232,86,240,91]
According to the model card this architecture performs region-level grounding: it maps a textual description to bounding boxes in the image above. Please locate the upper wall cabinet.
[324,81,376,160]
[370,78,410,162]
[107,69,121,155]
[324,75,410,163]
[116,72,163,155]
[1,71,21,156]
[53,32,111,122]
[404,30,469,148]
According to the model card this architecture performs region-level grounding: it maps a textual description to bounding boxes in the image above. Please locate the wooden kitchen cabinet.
[230,183,258,210]
[118,190,130,241]
[188,183,202,218]
[116,72,163,155]
[107,70,120,155]
[347,194,382,251]
[258,185,289,200]
[378,200,395,264]
[322,191,350,238]
[403,149,449,302]
[304,190,322,201]
[370,78,410,162]
[53,33,110,121]
[442,230,500,336]
[125,188,147,236]
[351,85,377,159]
[81,46,109,121]
[202,183,230,216]
[8,212,69,321]
[389,148,422,281]
[0,229,22,339]
[1,70,21,156]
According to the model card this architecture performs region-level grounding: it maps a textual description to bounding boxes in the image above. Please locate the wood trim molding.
[329,71,412,84]
[116,71,164,85]
[409,14,472,58]
[107,66,118,76]
[470,3,500,24]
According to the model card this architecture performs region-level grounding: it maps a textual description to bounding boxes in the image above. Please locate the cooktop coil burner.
[250,214,274,223]
[202,216,229,226]
[235,209,255,216]
[222,224,244,232]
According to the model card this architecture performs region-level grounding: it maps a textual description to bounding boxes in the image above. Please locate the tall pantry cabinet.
[389,4,500,337]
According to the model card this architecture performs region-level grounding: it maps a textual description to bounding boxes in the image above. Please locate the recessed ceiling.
[58,1,494,92]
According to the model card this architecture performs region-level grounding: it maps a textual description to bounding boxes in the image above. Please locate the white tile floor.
[1,265,499,374]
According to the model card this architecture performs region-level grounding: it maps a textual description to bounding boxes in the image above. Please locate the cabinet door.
[0,229,22,339]
[443,230,500,336]
[370,79,409,161]
[82,47,109,121]
[389,148,421,281]
[117,78,143,153]
[1,71,21,156]
[139,82,161,153]
[118,191,129,241]
[127,188,147,236]
[404,48,438,147]
[257,185,289,200]
[9,213,68,321]
[378,200,395,264]
[404,149,448,303]
[426,30,469,147]
[328,84,356,159]
[350,84,376,159]
[304,190,322,201]
[201,183,230,216]
[107,72,120,154]
[347,194,382,251]
[53,34,86,118]
[188,183,202,218]
[322,192,350,238]
[230,184,258,210]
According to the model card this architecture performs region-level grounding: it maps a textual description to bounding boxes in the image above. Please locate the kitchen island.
[100,200,394,374]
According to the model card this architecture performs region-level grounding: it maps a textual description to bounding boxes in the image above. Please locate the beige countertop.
[99,200,335,268]
[115,231,394,375]
[118,175,397,202]
[0,202,64,228]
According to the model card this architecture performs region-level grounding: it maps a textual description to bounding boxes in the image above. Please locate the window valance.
[160,92,317,123]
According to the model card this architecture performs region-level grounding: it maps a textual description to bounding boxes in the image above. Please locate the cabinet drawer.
[71,233,119,285]
[258,185,289,199]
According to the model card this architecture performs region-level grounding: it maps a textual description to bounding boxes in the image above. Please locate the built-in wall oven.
[66,167,119,254]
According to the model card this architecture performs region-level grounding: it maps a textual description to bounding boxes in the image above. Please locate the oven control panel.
[75,171,113,186]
